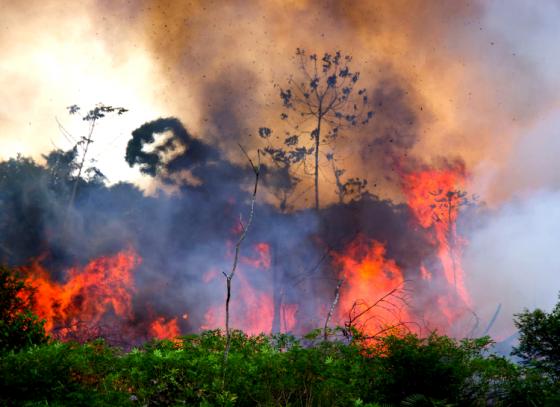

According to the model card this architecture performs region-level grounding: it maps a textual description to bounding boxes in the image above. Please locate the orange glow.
[150,317,181,340]
[333,236,409,337]
[201,279,274,335]
[401,167,472,308]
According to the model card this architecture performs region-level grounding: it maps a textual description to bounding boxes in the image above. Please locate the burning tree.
[260,49,373,210]
[402,168,474,309]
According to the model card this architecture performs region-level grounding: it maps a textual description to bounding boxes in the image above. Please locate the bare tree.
[223,147,260,364]
[260,49,373,210]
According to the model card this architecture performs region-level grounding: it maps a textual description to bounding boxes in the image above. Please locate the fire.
[420,264,432,281]
[333,236,409,337]
[21,248,184,343]
[23,249,140,340]
[401,167,472,316]
[150,317,181,340]
[201,273,275,335]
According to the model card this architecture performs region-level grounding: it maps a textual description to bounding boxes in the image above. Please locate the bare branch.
[223,146,261,365]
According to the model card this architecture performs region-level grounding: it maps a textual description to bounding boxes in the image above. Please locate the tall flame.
[200,241,300,335]
[401,167,472,333]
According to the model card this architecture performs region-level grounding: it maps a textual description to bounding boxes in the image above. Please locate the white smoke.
[464,185,560,339]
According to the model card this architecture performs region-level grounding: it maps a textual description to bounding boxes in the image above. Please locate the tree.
[260,49,373,210]
[513,295,560,379]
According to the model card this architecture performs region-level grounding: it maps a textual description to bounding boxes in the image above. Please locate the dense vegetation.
[1,267,560,406]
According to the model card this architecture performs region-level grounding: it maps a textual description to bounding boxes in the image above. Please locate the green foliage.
[2,315,560,406]
[0,329,535,407]
[0,340,127,406]
[1,267,557,406]
[0,265,47,352]
[513,297,560,378]
[365,334,501,405]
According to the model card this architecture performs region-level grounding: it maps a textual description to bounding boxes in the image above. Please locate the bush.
[0,265,47,352]
[0,327,556,406]
[0,340,127,406]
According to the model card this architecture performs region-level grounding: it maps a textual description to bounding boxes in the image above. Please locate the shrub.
[0,265,47,352]
[0,340,127,406]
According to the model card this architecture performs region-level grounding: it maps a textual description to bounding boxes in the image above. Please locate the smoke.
[0,111,455,343]
[464,189,560,339]
[3,1,560,202]
[463,112,560,338]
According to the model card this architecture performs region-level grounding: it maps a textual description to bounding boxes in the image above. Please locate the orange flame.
[333,236,409,337]
[241,242,271,269]
[201,276,275,335]
[23,249,140,340]
[150,317,181,340]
